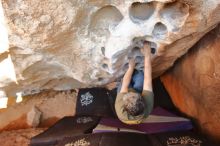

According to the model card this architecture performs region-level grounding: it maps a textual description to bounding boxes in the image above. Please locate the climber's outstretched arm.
[120,59,135,93]
[141,42,153,92]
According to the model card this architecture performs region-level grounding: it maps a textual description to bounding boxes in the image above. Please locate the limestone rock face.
[161,24,220,140]
[0,0,220,95]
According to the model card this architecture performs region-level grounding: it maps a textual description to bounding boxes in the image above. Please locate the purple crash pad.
[93,107,193,134]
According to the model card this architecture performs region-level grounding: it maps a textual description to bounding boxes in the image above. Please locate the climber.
[115,41,154,125]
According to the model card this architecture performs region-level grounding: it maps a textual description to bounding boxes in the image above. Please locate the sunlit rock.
[0,0,220,95]
[27,106,42,128]
[0,90,77,131]
[161,24,220,140]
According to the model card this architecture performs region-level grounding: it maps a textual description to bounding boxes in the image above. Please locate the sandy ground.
[0,128,46,146]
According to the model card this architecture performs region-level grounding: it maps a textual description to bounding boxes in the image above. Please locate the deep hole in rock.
[101,47,105,56]
[130,46,142,58]
[90,5,123,32]
[123,63,129,71]
[151,48,156,54]
[162,1,189,19]
[152,22,168,39]
[102,63,108,69]
[160,1,189,31]
[133,46,140,52]
[129,2,154,23]
[98,77,104,81]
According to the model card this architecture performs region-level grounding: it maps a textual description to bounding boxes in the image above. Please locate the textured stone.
[0,0,220,95]
[0,90,77,131]
[27,106,42,127]
[161,24,220,140]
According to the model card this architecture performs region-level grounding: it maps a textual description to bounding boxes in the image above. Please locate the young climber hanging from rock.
[115,41,154,125]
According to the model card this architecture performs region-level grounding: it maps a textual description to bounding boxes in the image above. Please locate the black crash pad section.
[57,131,218,146]
[30,116,100,146]
[56,132,150,146]
[76,88,116,117]
[148,131,219,146]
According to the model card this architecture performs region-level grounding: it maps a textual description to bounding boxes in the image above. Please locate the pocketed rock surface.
[0,0,220,96]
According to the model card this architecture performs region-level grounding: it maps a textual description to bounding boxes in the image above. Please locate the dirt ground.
[0,128,46,146]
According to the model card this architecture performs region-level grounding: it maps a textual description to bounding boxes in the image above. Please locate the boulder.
[0,0,220,96]
[27,106,42,128]
[0,90,77,131]
[161,24,220,140]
